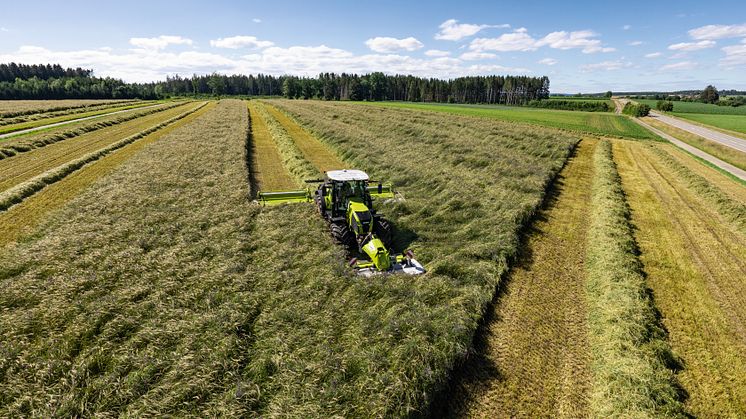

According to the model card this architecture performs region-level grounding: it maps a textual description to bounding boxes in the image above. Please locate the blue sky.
[1,0,745,92]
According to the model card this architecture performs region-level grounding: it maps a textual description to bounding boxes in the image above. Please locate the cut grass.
[0,102,207,211]
[641,116,746,171]
[0,102,197,193]
[0,103,215,247]
[0,102,183,159]
[0,99,577,416]
[585,140,685,418]
[0,101,163,135]
[262,102,347,173]
[246,101,297,191]
[357,101,657,139]
[437,138,597,418]
[613,140,746,416]
[0,99,138,119]
[663,144,746,203]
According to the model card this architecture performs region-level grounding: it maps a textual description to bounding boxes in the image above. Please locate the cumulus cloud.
[459,51,497,60]
[210,36,273,49]
[668,40,716,51]
[645,52,662,58]
[1,27,9,32]
[0,43,530,83]
[580,60,632,72]
[424,49,450,57]
[688,23,746,40]
[538,58,558,65]
[129,35,192,51]
[660,61,698,71]
[628,41,643,46]
[252,18,262,23]
[470,28,613,53]
[365,36,423,53]
[622,25,631,30]
[536,30,615,53]
[434,19,509,41]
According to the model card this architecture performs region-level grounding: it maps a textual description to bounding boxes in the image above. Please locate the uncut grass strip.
[0,102,184,159]
[251,101,319,181]
[650,145,746,234]
[585,140,686,418]
[0,102,208,211]
[0,103,215,247]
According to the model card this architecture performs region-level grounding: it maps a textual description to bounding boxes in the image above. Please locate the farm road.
[0,102,164,140]
[650,110,746,154]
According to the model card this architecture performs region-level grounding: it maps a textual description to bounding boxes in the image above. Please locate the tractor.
[258,169,425,276]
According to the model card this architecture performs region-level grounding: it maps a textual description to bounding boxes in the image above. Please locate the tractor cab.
[320,169,374,218]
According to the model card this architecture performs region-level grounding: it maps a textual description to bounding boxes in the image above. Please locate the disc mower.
[258,169,425,276]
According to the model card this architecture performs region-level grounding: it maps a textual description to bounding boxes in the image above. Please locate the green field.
[361,101,656,139]
[636,99,746,115]
[672,113,746,135]
[548,97,614,108]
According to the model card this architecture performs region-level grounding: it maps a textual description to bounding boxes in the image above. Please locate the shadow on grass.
[245,108,260,199]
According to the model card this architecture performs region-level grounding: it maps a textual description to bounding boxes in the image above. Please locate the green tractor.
[259,169,424,276]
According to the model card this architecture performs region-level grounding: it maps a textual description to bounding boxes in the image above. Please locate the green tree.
[700,85,719,104]
[656,100,674,111]
[605,91,613,98]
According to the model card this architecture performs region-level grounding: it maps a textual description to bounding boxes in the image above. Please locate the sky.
[1,0,745,93]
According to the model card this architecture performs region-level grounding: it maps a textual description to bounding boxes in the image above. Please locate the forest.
[0,63,550,105]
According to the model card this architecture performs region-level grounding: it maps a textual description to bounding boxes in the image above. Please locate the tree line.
[0,62,551,105]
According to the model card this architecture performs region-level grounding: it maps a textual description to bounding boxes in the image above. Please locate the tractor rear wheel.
[375,218,393,246]
[331,223,354,248]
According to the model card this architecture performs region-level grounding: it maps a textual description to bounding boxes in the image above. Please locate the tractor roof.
[326,169,369,181]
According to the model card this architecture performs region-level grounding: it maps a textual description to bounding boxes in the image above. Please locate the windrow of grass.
[250,101,318,181]
[267,99,578,415]
[585,140,686,417]
[0,102,184,159]
[0,101,161,135]
[649,145,746,234]
[0,102,207,211]
[0,99,138,120]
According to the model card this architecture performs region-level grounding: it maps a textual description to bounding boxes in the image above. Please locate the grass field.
[670,113,746,135]
[547,96,615,108]
[0,99,138,118]
[614,140,746,416]
[361,101,657,139]
[246,101,297,191]
[0,99,578,416]
[0,101,162,135]
[636,99,746,115]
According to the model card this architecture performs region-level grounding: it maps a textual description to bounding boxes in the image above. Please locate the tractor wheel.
[375,218,393,246]
[314,193,325,215]
[331,223,354,248]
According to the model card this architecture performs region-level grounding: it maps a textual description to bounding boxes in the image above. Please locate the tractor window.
[356,211,372,223]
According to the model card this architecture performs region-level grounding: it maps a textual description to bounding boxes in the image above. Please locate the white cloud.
[668,40,716,51]
[129,35,193,51]
[628,40,643,46]
[365,36,423,53]
[645,52,662,58]
[252,18,262,23]
[1,27,9,32]
[721,42,746,67]
[0,43,531,83]
[424,49,450,57]
[688,23,746,40]
[459,51,497,60]
[536,30,615,53]
[660,61,698,71]
[580,60,631,72]
[210,36,273,49]
[434,19,508,41]
[538,58,558,65]
[623,25,631,30]
[470,28,538,52]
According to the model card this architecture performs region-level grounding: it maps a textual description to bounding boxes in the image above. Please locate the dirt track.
[438,139,596,418]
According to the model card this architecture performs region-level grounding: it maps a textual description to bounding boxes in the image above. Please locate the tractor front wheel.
[331,223,355,249]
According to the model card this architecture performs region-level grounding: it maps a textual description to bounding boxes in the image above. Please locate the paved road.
[0,103,164,140]
[648,110,746,154]
[631,117,746,182]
